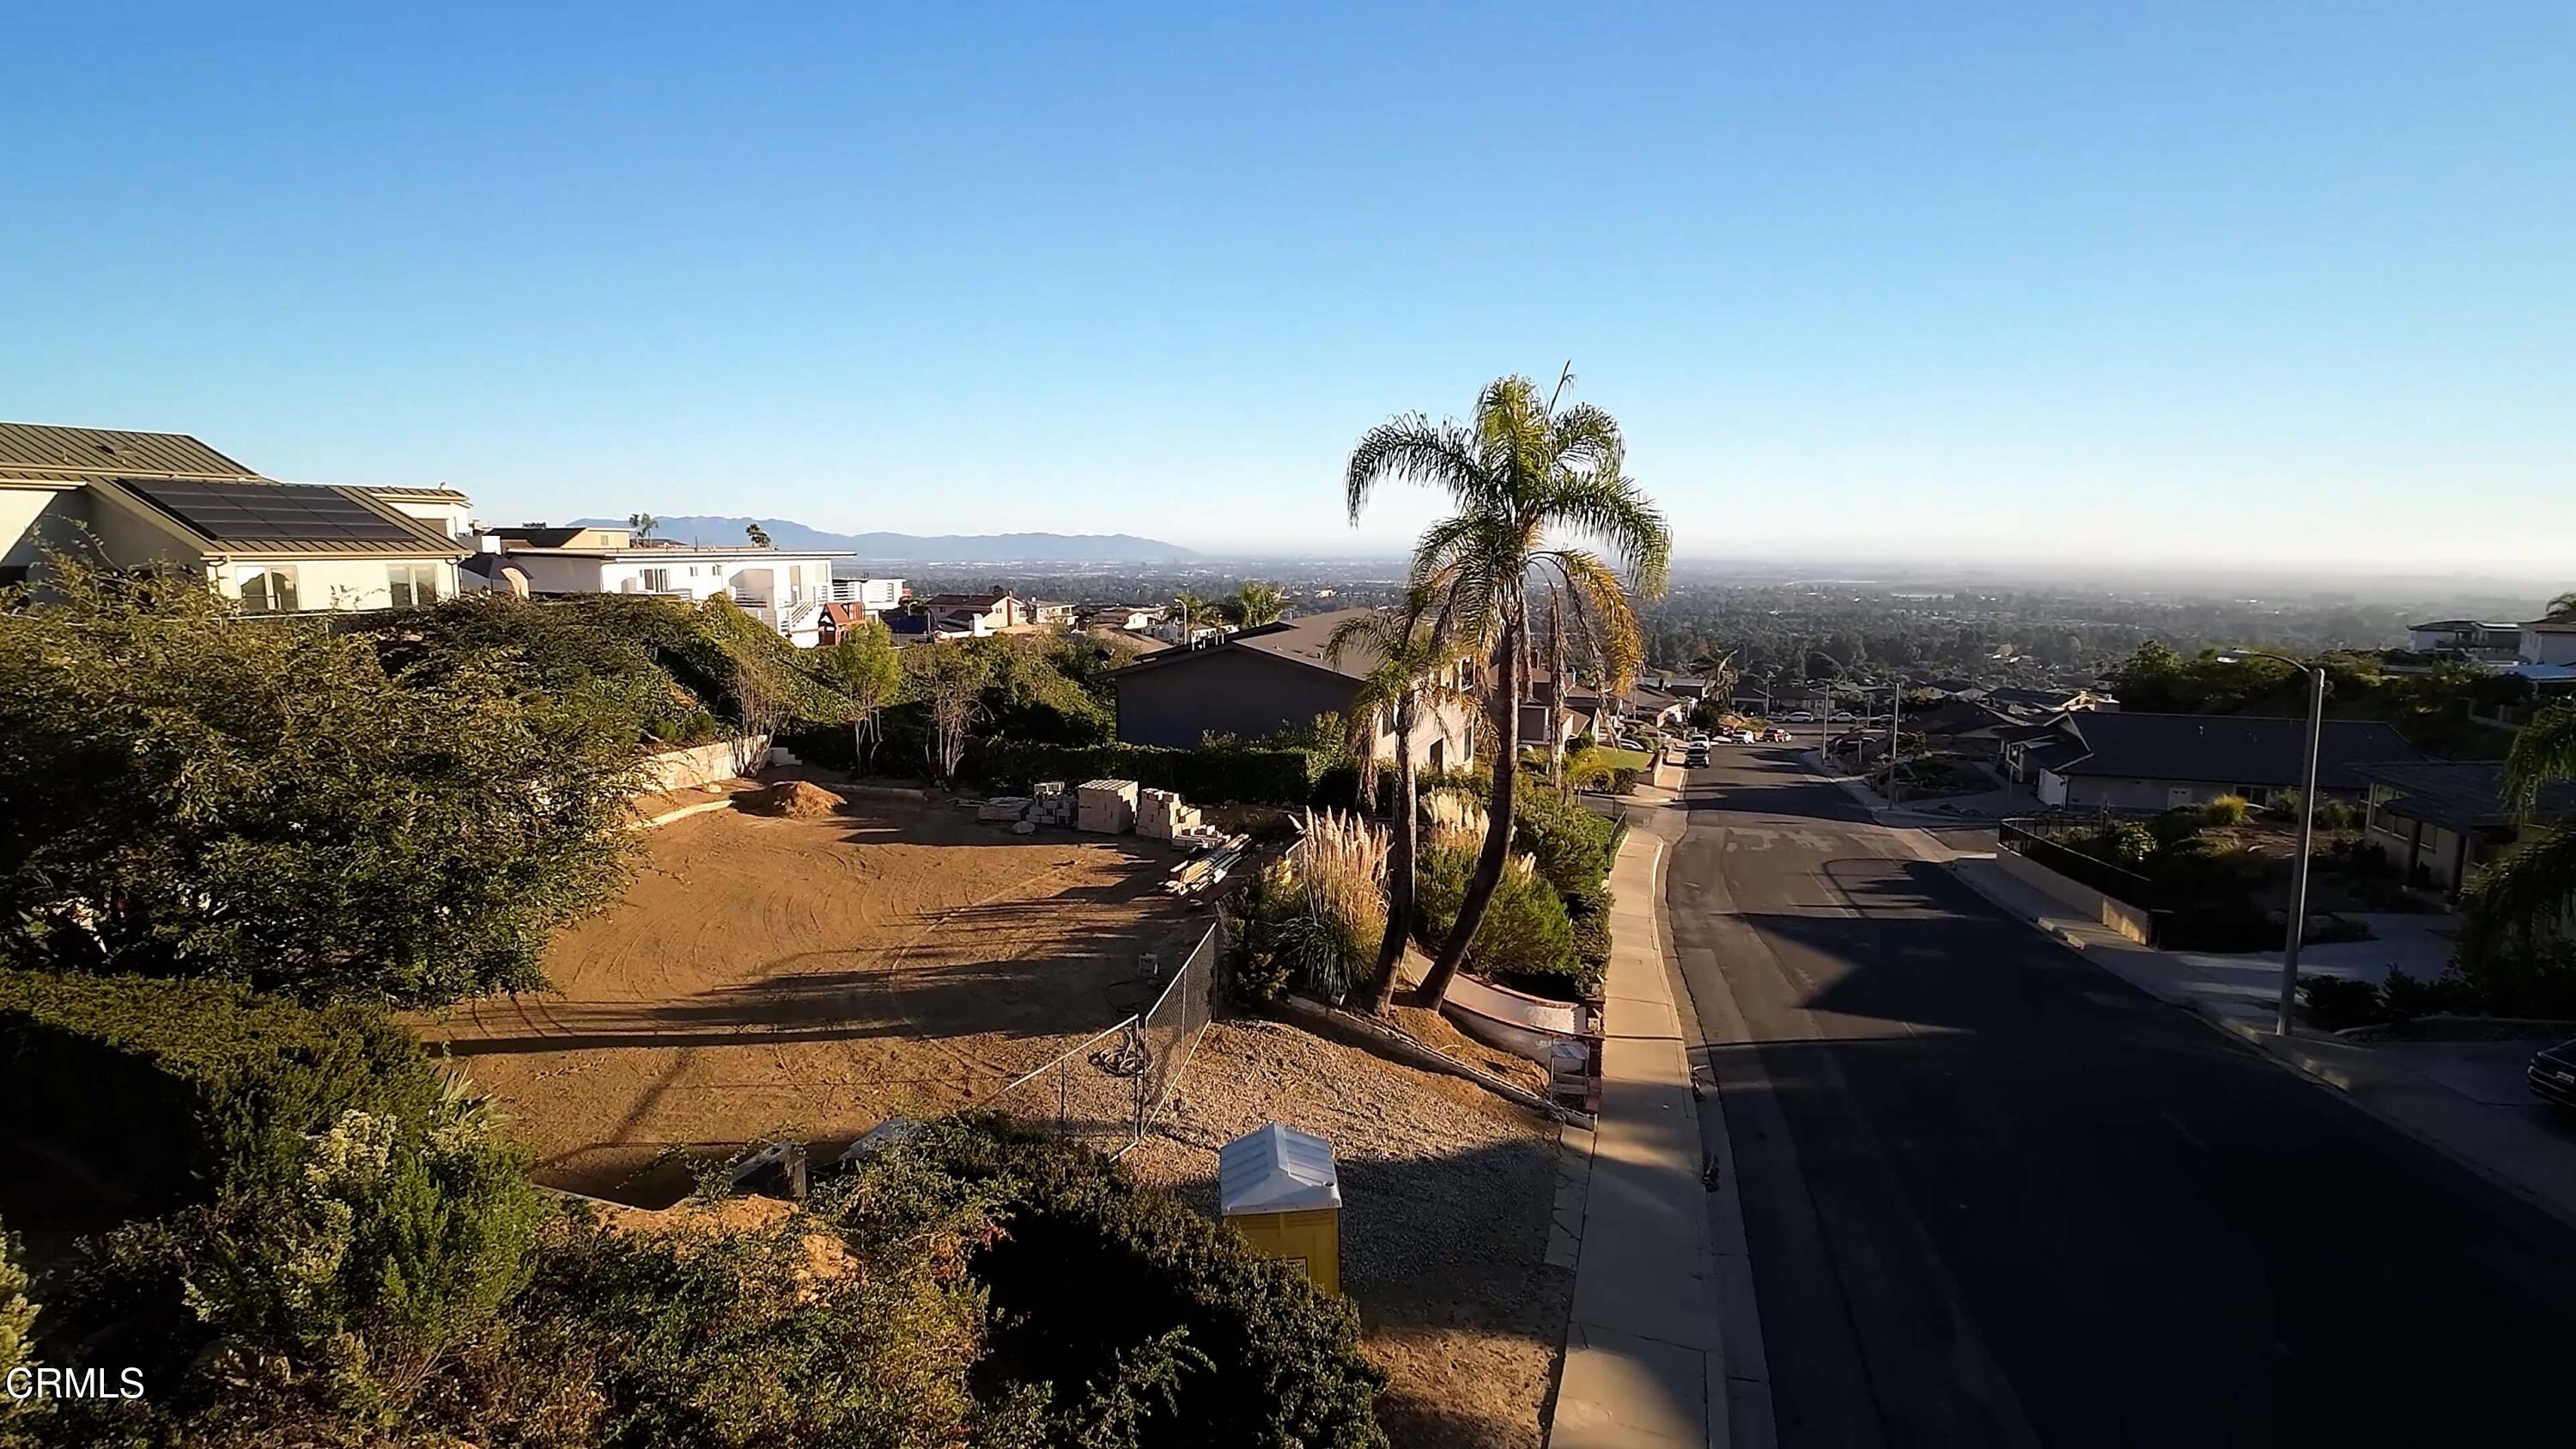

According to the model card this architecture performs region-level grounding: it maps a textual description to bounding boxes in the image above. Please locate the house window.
[640,568,672,592]
[238,566,299,614]
[386,562,441,609]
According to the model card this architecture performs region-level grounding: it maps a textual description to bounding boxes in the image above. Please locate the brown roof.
[0,421,259,483]
[1112,608,1387,683]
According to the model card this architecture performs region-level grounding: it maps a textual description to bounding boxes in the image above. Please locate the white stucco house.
[465,524,850,646]
[1,422,469,612]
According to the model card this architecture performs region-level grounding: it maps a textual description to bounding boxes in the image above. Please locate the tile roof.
[2036,711,2423,790]
[2354,759,2576,831]
[1114,608,1387,682]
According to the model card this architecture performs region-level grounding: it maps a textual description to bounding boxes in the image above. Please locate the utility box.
[1218,1122,1341,1296]
[1076,778,1139,834]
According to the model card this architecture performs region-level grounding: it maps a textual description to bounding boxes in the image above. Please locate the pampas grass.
[1285,808,1389,1002]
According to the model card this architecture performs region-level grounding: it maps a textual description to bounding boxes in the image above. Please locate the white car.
[1785,710,1816,722]
[1830,709,1856,721]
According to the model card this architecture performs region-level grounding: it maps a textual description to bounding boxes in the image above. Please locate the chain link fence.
[987,916,1218,1158]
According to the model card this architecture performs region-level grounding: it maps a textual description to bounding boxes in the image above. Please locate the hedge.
[967,740,1321,806]
[0,970,442,1209]
[847,1117,1387,1447]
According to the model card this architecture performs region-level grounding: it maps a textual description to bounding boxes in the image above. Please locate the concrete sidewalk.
[1547,828,1728,1448]
[1949,853,2576,1231]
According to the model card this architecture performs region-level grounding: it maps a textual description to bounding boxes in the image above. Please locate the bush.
[2378,966,2479,1025]
[844,1117,1386,1448]
[1508,783,1619,898]
[0,1219,32,1380]
[970,740,1319,805]
[1415,844,1581,981]
[0,971,443,1209]
[2300,974,2385,1031]
[2148,808,2203,849]
[1564,883,1614,988]
[2202,794,2251,826]
[4,565,648,1004]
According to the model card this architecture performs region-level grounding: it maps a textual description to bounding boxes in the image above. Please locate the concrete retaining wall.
[640,736,768,794]
[1992,844,2155,945]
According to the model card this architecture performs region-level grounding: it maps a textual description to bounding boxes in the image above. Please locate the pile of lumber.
[1163,833,1250,897]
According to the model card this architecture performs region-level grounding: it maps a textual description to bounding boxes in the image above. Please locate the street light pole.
[1887,681,1904,807]
[2277,663,2326,1035]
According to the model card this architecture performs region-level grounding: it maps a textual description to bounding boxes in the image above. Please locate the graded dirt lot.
[1122,1014,1572,1449]
[414,785,1201,1202]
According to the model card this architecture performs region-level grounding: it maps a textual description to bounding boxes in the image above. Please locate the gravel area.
[1123,1013,1571,1449]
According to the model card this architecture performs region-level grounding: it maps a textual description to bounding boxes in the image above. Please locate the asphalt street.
[1666,746,2576,1448]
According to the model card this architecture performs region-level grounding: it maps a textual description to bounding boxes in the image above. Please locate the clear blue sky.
[4,3,2569,570]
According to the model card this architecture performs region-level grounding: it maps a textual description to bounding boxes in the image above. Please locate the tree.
[744,521,773,549]
[812,617,903,772]
[1170,591,1212,639]
[626,512,658,540]
[1226,581,1288,628]
[2460,700,2576,962]
[1345,372,1671,1007]
[906,643,992,782]
[2549,589,2576,622]
[1327,588,1472,1014]
[0,558,646,1005]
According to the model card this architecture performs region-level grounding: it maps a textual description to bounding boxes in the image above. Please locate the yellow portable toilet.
[1218,1122,1341,1296]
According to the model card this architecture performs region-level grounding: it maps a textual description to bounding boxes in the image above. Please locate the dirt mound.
[741,780,848,819]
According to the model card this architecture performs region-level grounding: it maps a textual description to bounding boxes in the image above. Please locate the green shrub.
[2300,974,2385,1031]
[2148,808,2203,849]
[0,971,442,1209]
[1508,783,1619,898]
[2201,794,2251,826]
[0,1219,32,1380]
[1564,884,1614,988]
[843,1117,1386,1448]
[970,740,1319,805]
[1415,844,1581,981]
[2378,966,2479,1025]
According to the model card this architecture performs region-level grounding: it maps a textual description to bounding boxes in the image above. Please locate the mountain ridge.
[570,516,1197,563]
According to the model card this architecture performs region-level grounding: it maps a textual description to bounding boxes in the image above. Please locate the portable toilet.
[1218,1122,1341,1295]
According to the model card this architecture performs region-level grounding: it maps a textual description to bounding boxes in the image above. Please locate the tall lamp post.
[2220,650,2327,1036]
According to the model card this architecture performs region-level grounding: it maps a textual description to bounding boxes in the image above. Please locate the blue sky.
[3,3,2570,570]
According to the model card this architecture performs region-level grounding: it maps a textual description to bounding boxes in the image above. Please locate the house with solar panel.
[0,422,471,612]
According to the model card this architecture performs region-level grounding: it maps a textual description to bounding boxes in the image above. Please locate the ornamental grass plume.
[1422,788,1489,852]
[1286,809,1390,1001]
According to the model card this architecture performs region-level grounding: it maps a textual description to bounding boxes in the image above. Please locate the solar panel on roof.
[119,478,422,544]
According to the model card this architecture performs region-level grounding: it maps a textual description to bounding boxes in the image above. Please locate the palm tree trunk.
[1366,691,1419,1014]
[1419,620,1519,1008]
[1548,586,1566,793]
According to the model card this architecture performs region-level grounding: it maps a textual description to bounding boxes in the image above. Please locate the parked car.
[1829,709,1856,721]
[1684,740,1711,767]
[1735,730,1757,744]
[1785,710,1816,722]
[2530,1038,2576,1112]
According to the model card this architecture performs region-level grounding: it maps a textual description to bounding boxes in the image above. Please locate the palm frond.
[1346,416,1492,522]
[2502,701,2576,814]
[1541,547,1645,691]
[1539,471,1673,600]
[2462,825,2576,951]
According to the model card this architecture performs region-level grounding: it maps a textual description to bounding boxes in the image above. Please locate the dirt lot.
[414,785,1202,1202]
[1122,1014,1572,1449]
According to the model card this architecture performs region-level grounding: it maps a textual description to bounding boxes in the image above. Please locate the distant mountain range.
[572,517,1198,563]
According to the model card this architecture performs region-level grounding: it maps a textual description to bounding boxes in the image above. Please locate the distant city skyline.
[4,3,2570,574]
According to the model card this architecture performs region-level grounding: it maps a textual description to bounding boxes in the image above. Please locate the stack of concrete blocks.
[1135,788,1204,842]
[1076,778,1139,835]
[1025,782,1076,830]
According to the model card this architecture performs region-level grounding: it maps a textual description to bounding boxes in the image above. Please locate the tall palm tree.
[1327,588,1472,1014]
[1227,581,1288,627]
[1690,647,1737,707]
[2461,700,2576,957]
[1346,373,1672,1007]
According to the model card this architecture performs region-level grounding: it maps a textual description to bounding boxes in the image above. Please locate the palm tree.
[1327,588,1472,1014]
[744,521,773,549]
[1226,581,1288,628]
[627,512,659,540]
[1346,372,1672,1007]
[2461,700,2576,959]
[1690,647,1737,707]
[2548,589,2576,621]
